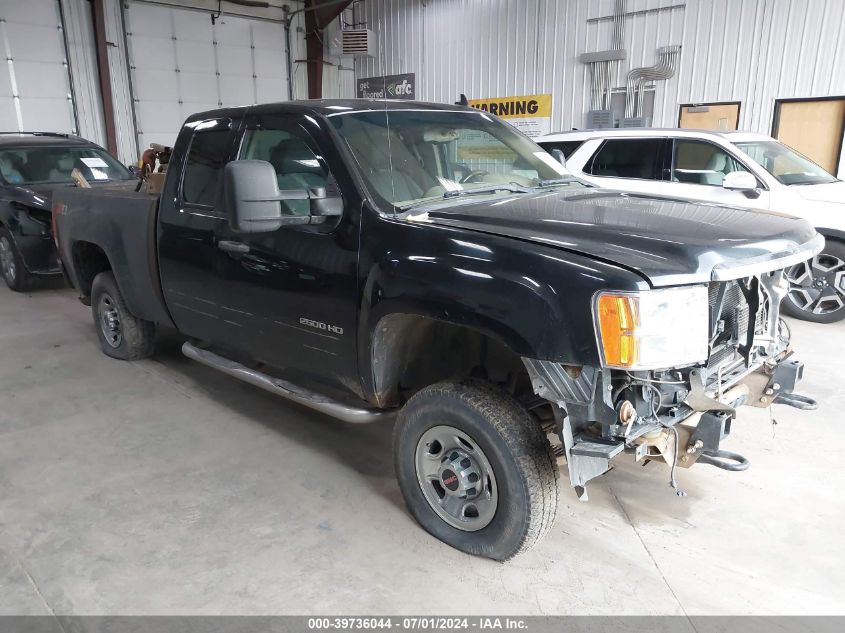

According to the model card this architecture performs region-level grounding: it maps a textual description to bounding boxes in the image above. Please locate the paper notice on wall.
[468,94,552,138]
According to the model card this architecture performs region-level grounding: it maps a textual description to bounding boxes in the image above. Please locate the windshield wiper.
[442,184,530,199]
[536,177,578,188]
[399,183,531,213]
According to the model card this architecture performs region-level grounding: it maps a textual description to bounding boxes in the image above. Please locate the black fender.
[54,187,174,328]
[817,227,845,245]
[0,197,60,274]
[356,213,649,404]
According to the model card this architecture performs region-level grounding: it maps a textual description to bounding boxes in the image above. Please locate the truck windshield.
[328,109,578,210]
[0,146,132,185]
[735,140,838,186]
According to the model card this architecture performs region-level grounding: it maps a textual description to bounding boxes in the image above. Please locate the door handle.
[218,240,250,254]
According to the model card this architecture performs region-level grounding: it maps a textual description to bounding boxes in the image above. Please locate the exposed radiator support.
[625,44,682,119]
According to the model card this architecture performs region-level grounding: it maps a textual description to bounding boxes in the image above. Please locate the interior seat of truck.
[269,138,328,215]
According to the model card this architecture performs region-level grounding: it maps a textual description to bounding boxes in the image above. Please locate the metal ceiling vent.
[341,29,376,56]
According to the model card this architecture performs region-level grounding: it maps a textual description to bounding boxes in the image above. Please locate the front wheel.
[91,271,156,360]
[393,380,559,560]
[782,240,845,323]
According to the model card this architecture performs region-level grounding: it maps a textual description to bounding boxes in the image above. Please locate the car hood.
[792,181,845,203]
[413,189,822,286]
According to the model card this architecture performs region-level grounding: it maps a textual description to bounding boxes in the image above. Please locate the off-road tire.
[782,239,845,324]
[91,271,155,360]
[393,379,559,560]
[0,227,32,292]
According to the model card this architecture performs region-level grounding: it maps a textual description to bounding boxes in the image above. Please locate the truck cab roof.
[184,99,477,123]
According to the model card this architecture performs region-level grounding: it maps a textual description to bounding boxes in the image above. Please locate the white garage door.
[0,0,76,133]
[124,1,289,151]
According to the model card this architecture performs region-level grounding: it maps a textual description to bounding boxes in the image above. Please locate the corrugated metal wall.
[322,7,357,99]
[352,0,845,137]
[60,0,106,146]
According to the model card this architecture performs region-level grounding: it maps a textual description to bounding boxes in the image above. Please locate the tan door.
[679,103,740,131]
[775,99,845,175]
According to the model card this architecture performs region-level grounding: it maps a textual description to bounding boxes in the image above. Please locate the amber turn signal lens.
[596,294,639,368]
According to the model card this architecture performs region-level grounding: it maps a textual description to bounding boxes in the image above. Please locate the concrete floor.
[0,284,843,616]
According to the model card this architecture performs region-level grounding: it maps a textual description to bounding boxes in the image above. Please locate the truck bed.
[54,186,173,328]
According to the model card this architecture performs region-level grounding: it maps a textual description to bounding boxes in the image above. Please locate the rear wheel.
[394,379,559,560]
[0,228,31,292]
[91,271,155,360]
[783,240,845,323]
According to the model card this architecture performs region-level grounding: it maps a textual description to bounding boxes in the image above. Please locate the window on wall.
[678,103,741,131]
[182,129,233,207]
[671,140,749,186]
[589,139,666,180]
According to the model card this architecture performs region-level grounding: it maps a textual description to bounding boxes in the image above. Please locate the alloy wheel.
[415,425,498,531]
[785,253,845,316]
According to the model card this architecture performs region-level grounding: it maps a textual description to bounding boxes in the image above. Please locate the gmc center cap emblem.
[441,470,459,491]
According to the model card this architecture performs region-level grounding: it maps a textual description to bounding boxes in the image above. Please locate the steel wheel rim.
[97,293,123,348]
[786,253,845,316]
[0,236,16,284]
[415,425,498,532]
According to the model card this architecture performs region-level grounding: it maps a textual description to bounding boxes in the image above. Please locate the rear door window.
[181,121,234,208]
[588,138,666,180]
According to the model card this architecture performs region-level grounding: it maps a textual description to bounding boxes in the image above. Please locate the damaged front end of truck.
[524,239,823,500]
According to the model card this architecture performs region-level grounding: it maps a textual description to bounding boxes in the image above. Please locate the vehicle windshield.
[328,109,580,210]
[0,146,132,185]
[735,140,838,186]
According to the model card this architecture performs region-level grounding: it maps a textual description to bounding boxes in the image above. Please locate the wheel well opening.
[71,241,112,298]
[371,314,532,407]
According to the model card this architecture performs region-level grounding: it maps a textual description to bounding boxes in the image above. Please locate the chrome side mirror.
[723,171,757,191]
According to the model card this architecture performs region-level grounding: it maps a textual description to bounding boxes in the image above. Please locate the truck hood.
[415,189,822,286]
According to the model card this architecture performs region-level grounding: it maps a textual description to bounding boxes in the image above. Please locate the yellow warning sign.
[468,94,552,119]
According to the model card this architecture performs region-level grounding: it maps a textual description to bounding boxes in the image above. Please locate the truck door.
[158,116,239,346]
[160,111,361,396]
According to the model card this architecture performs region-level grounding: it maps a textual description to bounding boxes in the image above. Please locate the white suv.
[537,129,845,323]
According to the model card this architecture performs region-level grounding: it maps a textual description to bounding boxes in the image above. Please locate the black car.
[0,132,134,291]
[54,100,820,560]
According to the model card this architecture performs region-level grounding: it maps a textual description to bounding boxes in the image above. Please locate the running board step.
[181,342,394,424]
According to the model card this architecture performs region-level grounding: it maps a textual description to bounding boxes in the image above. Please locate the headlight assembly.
[593,286,709,370]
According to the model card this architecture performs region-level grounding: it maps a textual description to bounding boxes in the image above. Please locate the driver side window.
[672,140,749,186]
[240,126,332,216]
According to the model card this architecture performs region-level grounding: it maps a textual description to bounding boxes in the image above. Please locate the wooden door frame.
[678,101,742,129]
[772,96,845,175]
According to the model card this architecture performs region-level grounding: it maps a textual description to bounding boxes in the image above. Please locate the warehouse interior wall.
[1,0,844,174]
[353,0,845,174]
[0,0,309,165]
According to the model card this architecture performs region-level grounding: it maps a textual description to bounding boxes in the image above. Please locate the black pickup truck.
[54,100,821,560]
